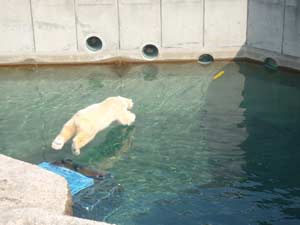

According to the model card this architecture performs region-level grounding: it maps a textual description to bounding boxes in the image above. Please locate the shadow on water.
[237,63,300,223]
[75,125,136,170]
[73,125,135,221]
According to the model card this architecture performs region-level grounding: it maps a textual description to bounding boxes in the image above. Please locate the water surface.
[0,62,299,225]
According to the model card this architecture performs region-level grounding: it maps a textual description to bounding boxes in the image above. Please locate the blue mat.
[38,162,94,195]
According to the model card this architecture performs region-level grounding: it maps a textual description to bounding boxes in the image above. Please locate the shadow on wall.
[247,0,300,58]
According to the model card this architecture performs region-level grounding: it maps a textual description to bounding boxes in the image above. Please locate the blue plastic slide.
[38,162,94,195]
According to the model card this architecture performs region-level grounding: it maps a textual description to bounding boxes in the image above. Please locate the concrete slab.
[0,208,113,225]
[0,0,34,53]
[205,0,247,47]
[161,0,204,48]
[0,154,114,225]
[31,0,77,52]
[247,0,285,53]
[0,154,71,215]
[76,0,119,52]
[283,0,300,57]
[119,0,161,50]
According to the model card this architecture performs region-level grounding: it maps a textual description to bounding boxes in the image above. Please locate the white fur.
[51,96,135,155]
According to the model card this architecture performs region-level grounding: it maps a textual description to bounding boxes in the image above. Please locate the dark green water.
[0,62,300,225]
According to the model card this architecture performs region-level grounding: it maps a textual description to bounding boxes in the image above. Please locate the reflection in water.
[75,125,135,171]
[237,63,300,224]
[142,64,159,81]
[73,125,135,221]
[109,62,133,77]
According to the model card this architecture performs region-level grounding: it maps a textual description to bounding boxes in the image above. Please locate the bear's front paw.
[51,136,65,150]
[127,113,136,125]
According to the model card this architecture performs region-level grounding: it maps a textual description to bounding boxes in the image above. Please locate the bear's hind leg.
[72,131,95,156]
[52,118,76,150]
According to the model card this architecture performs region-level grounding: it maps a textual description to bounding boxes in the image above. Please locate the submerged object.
[52,159,106,180]
[38,162,94,195]
[212,71,225,80]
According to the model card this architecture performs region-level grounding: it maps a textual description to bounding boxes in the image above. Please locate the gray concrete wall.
[0,0,299,65]
[283,0,300,57]
[247,0,300,58]
[0,0,248,55]
[31,0,78,52]
[119,0,161,50]
[76,0,119,51]
[205,0,247,47]
[0,0,34,53]
[161,0,204,48]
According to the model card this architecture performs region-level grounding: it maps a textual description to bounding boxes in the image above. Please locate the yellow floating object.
[212,71,225,80]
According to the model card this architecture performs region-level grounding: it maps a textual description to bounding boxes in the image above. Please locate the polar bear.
[51,96,135,156]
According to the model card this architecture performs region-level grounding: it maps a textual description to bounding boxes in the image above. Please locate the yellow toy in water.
[212,71,225,80]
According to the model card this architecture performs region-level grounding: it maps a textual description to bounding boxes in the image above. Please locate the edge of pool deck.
[0,154,113,225]
[0,46,299,72]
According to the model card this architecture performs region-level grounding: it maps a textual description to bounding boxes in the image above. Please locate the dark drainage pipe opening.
[142,44,159,59]
[264,57,278,71]
[198,54,214,65]
[86,36,103,51]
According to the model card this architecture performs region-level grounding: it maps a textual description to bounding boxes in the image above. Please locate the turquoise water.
[0,62,300,225]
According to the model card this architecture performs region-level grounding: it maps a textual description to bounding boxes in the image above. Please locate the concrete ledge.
[0,154,113,225]
[0,208,112,225]
[0,46,299,71]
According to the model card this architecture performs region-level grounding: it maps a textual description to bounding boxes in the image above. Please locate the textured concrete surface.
[76,0,119,52]
[119,0,161,50]
[162,0,204,48]
[205,0,247,47]
[0,0,34,53]
[0,46,300,71]
[0,0,299,65]
[0,154,113,225]
[247,0,285,53]
[0,154,71,215]
[283,0,300,57]
[0,208,113,225]
[31,0,77,52]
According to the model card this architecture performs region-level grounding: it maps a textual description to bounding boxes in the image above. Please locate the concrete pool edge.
[0,154,113,225]
[0,46,299,72]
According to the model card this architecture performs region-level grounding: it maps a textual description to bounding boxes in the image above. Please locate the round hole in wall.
[142,44,159,59]
[198,54,214,65]
[264,57,278,71]
[86,36,103,51]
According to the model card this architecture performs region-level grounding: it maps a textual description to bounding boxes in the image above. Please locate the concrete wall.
[0,0,299,64]
[247,0,300,58]
[76,0,119,51]
[119,0,161,50]
[31,0,78,52]
[161,0,204,48]
[0,0,34,53]
[283,0,300,57]
[205,0,247,47]
[0,0,247,55]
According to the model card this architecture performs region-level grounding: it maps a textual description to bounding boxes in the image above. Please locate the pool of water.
[0,62,300,225]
